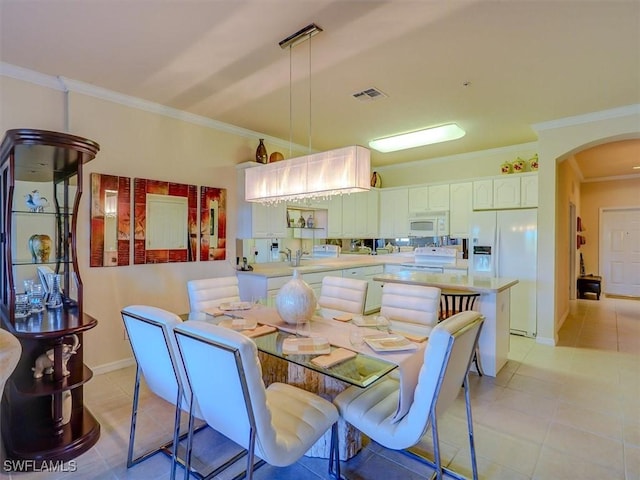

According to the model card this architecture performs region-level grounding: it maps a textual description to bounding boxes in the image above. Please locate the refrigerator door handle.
[495,227,500,277]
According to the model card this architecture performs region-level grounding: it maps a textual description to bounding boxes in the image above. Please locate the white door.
[600,208,640,296]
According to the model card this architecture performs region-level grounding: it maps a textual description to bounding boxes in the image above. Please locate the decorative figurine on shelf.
[24,190,49,212]
[307,214,314,228]
[512,157,526,173]
[528,153,539,171]
[500,161,513,174]
[32,334,80,379]
[370,171,382,187]
[28,234,52,263]
[297,214,306,228]
[256,138,268,164]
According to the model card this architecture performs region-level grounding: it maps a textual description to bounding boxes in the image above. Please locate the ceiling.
[1,1,639,179]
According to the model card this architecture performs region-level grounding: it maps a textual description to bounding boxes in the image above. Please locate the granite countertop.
[372,271,518,293]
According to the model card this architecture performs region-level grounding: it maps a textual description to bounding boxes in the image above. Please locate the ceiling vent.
[352,87,387,101]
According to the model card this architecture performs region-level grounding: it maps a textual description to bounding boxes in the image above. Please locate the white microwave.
[408,212,449,236]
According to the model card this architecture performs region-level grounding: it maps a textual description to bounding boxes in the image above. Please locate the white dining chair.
[187,276,240,312]
[380,283,441,336]
[173,320,341,480]
[333,310,484,480]
[121,305,244,480]
[317,275,368,316]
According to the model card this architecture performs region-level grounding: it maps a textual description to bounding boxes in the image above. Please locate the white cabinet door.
[408,186,429,213]
[428,184,450,211]
[365,189,379,238]
[252,203,287,238]
[379,188,409,238]
[473,179,494,210]
[341,194,359,238]
[493,177,521,209]
[449,182,472,237]
[326,195,343,237]
[521,174,538,207]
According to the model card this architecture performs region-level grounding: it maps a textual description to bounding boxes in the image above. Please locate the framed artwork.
[133,178,197,264]
[90,173,131,267]
[200,186,227,261]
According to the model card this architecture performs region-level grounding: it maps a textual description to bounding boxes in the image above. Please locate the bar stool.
[439,290,484,376]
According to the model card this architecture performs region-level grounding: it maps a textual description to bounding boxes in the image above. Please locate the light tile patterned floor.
[2,296,638,479]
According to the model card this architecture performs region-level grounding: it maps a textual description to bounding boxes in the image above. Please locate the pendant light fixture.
[245,23,371,204]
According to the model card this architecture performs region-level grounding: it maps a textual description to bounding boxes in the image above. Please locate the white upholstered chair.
[317,276,368,317]
[187,276,240,312]
[121,305,243,480]
[380,283,441,336]
[173,320,341,480]
[333,311,484,480]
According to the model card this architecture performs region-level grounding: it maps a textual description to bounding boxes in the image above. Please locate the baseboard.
[536,335,556,346]
[91,357,135,376]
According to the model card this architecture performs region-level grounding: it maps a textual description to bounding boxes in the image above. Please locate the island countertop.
[373,272,518,293]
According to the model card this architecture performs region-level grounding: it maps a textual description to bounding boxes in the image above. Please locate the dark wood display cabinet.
[0,129,101,469]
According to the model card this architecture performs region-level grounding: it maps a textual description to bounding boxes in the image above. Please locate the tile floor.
[2,296,638,479]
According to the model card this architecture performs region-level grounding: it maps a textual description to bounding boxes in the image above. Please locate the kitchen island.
[374,271,518,376]
[237,256,514,377]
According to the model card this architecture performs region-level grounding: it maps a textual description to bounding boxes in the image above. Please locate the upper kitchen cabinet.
[342,189,378,239]
[449,182,472,237]
[237,164,287,239]
[379,187,409,238]
[493,177,521,209]
[326,195,343,238]
[472,179,494,210]
[408,184,449,213]
[473,173,538,210]
[237,193,287,239]
[520,174,538,207]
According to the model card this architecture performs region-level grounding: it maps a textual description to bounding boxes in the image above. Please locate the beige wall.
[555,158,582,325]
[580,178,640,275]
[378,143,539,187]
[535,107,640,344]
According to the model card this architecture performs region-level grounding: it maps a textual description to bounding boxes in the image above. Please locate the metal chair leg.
[329,422,342,479]
[463,374,479,480]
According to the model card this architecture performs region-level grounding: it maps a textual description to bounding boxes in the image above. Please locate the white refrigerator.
[469,209,537,337]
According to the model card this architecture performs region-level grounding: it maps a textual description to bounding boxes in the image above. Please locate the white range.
[401,247,464,273]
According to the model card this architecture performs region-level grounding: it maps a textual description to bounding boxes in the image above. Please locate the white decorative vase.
[275,269,316,325]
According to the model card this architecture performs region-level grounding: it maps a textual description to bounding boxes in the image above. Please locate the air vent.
[352,87,387,101]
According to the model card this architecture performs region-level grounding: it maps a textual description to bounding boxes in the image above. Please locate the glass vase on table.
[45,273,64,309]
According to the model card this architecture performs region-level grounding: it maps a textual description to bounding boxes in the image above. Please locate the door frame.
[569,202,577,299]
[598,206,640,296]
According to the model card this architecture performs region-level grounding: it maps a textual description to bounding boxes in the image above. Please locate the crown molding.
[1,62,306,152]
[533,104,640,132]
[581,173,640,183]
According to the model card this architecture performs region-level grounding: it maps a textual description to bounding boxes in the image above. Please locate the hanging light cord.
[308,32,312,153]
[288,45,293,158]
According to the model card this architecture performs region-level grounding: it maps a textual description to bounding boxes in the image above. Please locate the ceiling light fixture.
[245,24,371,204]
[369,123,466,153]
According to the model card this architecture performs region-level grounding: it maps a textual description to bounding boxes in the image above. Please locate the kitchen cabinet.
[326,195,343,238]
[408,184,449,213]
[249,203,287,238]
[472,179,494,210]
[473,173,538,210]
[342,265,384,314]
[341,189,378,239]
[0,129,100,467]
[449,182,472,238]
[287,207,327,239]
[493,177,521,209]
[379,188,409,238]
[520,174,538,207]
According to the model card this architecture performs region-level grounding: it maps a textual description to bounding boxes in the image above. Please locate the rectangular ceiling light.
[245,146,370,203]
[369,123,465,153]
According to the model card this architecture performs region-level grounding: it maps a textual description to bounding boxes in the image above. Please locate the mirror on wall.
[199,186,227,261]
[90,173,131,267]
[133,178,197,264]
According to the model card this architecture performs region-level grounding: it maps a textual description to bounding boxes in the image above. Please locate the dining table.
[182,304,427,460]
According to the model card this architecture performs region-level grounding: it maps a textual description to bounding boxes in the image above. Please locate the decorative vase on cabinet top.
[275,269,316,325]
[256,138,268,164]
